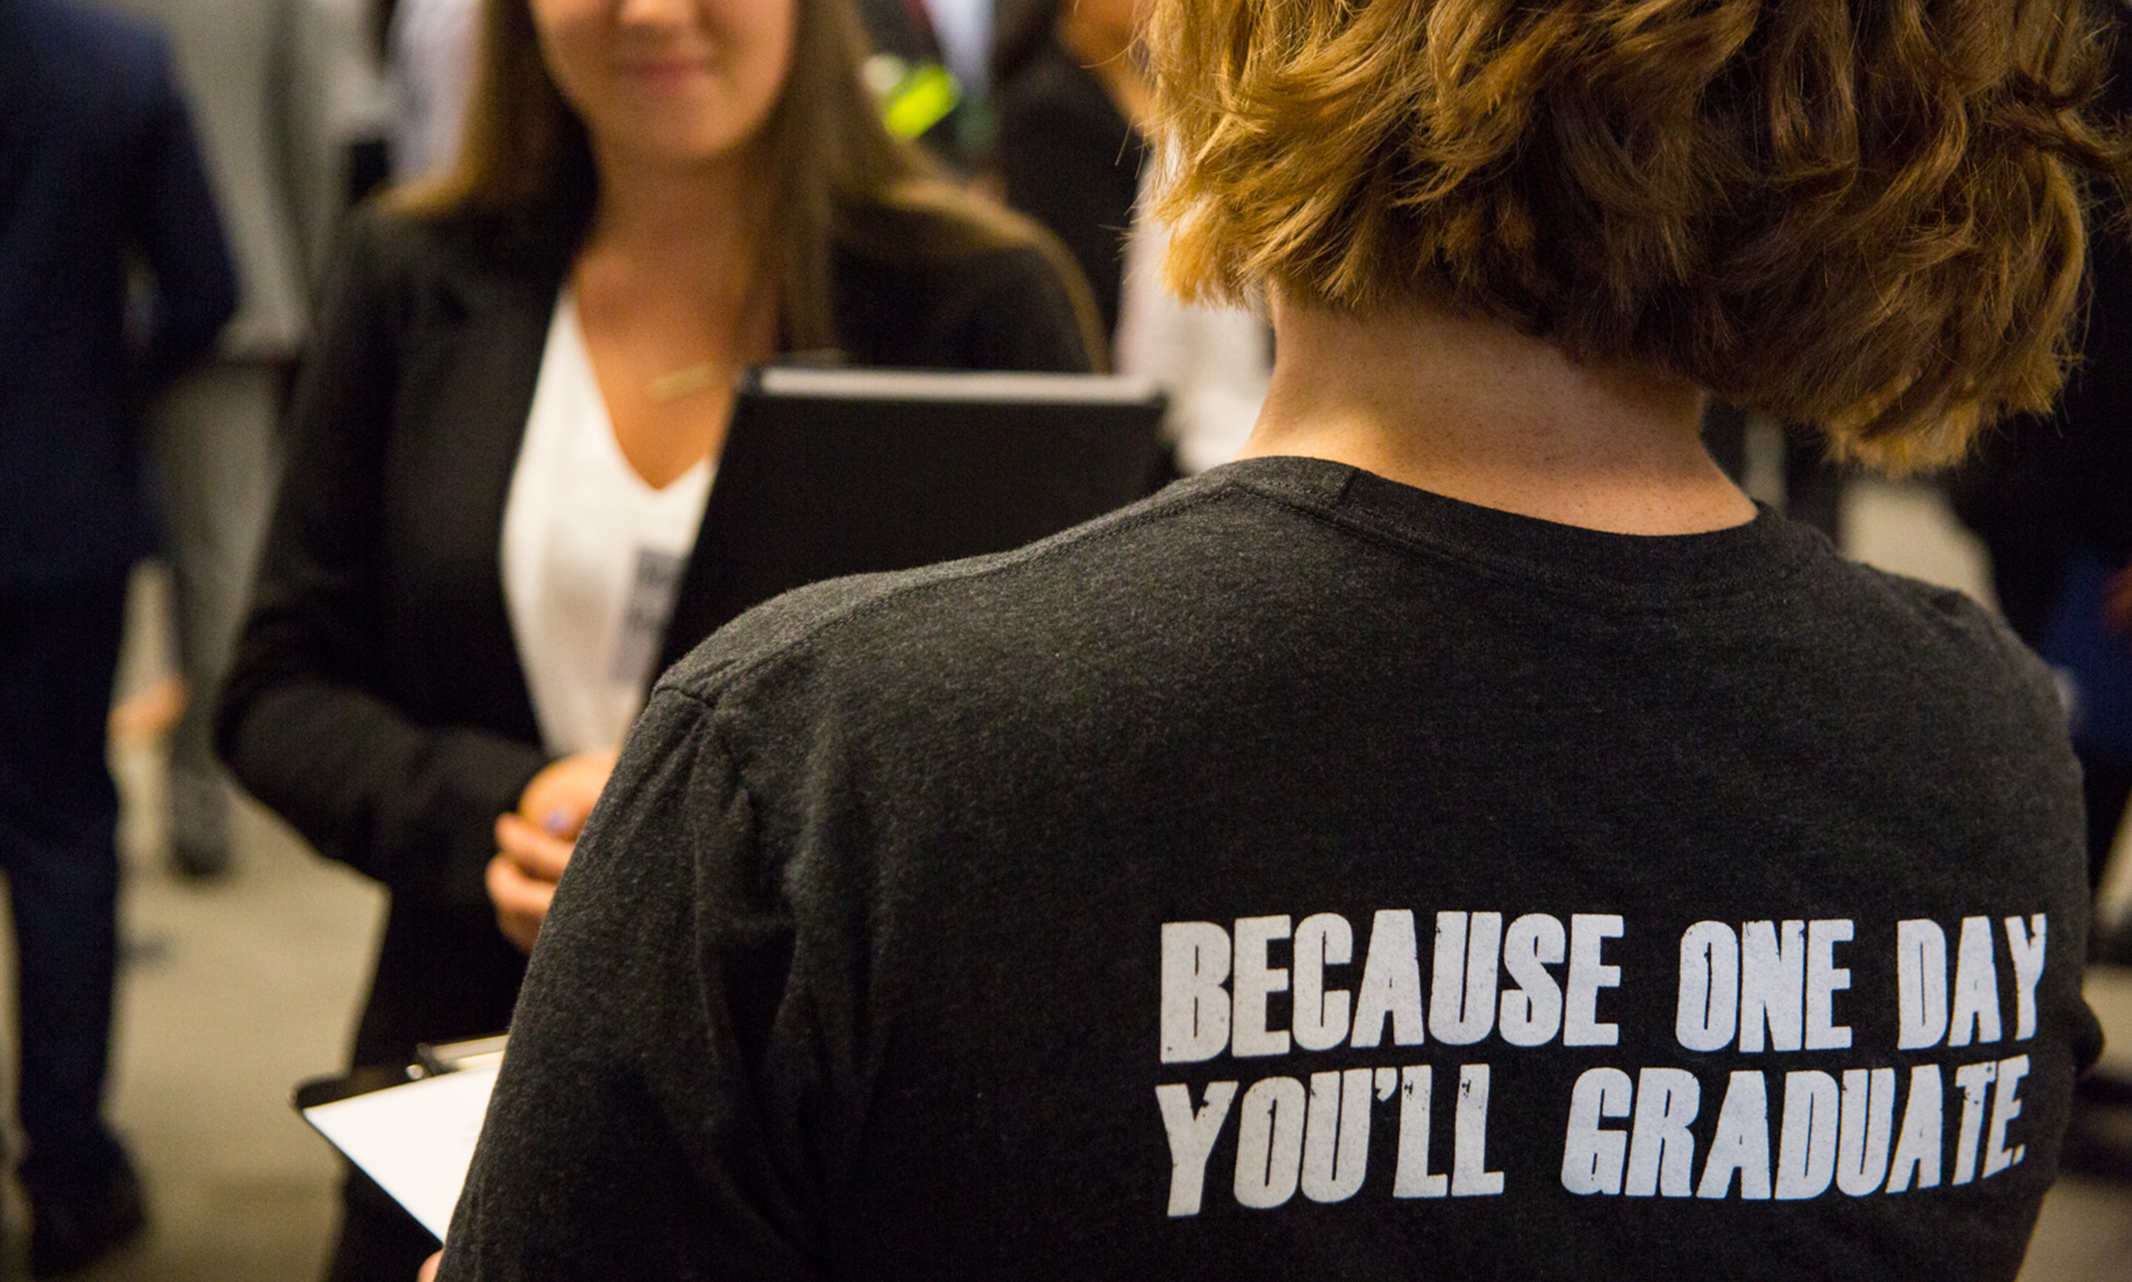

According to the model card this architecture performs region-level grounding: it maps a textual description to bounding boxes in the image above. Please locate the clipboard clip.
[413,1034,508,1078]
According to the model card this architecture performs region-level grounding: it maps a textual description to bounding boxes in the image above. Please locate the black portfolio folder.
[662,367,1167,657]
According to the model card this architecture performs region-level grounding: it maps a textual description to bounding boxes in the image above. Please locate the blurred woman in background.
[216,0,1095,1275]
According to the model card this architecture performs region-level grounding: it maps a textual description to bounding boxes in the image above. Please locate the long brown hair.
[399,0,1100,355]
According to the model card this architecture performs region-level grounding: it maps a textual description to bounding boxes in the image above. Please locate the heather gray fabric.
[446,456,2100,1281]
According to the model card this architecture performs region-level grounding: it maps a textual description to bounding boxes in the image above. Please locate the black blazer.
[218,202,1094,1068]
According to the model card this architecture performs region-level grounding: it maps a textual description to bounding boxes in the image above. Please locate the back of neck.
[1238,294,1756,536]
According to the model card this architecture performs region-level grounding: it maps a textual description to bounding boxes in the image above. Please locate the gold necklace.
[646,362,726,403]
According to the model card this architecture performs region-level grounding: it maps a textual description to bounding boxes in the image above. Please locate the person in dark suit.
[1953,16,2132,899]
[0,0,236,1272]
[991,0,1149,343]
[214,0,1094,1276]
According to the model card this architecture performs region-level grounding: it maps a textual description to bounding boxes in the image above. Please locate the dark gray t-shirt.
[445,457,2100,1281]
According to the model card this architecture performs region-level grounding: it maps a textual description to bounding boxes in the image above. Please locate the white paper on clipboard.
[301,1062,499,1240]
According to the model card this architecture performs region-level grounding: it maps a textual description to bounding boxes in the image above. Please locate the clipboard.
[292,1036,509,1242]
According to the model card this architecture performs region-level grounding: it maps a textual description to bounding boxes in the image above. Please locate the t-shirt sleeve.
[440,684,823,1281]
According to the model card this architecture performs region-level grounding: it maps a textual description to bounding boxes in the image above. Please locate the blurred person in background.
[991,0,1146,343]
[385,0,481,182]
[287,0,398,257]
[0,0,235,1270]
[854,0,972,162]
[1111,159,1268,475]
[1954,12,2132,912]
[899,0,990,112]
[115,0,327,880]
[213,0,1095,1275]
[997,0,1265,480]
[438,0,2126,1277]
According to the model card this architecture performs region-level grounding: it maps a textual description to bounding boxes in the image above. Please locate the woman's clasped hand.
[487,747,617,953]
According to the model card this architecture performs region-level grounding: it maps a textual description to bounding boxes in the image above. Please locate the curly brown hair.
[1147,0,2132,470]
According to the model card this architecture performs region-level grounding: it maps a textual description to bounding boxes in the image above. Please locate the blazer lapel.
[389,249,562,748]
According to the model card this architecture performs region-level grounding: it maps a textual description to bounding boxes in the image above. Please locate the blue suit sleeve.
[128,35,236,395]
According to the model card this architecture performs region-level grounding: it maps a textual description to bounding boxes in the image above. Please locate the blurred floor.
[90,755,381,1280]
[13,562,387,1280]
[0,478,2114,1279]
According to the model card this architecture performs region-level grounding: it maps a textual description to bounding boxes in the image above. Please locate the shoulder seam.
[661,482,1248,707]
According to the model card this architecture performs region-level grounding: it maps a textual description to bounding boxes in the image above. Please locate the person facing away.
[439,0,2128,1278]
[212,0,1097,1275]
[1951,20,2132,902]
[0,0,236,1272]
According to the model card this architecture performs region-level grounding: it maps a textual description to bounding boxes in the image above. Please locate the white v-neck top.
[501,291,714,756]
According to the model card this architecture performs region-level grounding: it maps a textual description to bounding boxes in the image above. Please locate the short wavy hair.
[1146,0,2131,470]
